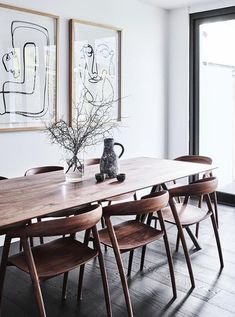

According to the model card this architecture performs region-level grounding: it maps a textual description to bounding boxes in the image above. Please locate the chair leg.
[175,232,180,252]
[206,194,223,267]
[195,223,200,239]
[106,218,133,317]
[101,216,108,251]
[140,245,146,271]
[21,238,46,317]
[77,265,85,301]
[154,218,158,229]
[19,220,34,251]
[127,250,134,276]
[62,272,69,300]
[157,210,177,298]
[29,237,34,247]
[37,218,44,244]
[195,195,203,238]
[92,226,112,317]
[210,214,224,268]
[169,200,195,288]
[19,239,23,252]
[0,236,11,309]
[101,217,108,252]
[133,193,137,200]
[101,217,106,229]
[177,227,195,288]
[185,227,201,250]
[77,229,91,300]
[211,192,219,228]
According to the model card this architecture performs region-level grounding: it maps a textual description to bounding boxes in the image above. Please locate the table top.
[0,157,215,229]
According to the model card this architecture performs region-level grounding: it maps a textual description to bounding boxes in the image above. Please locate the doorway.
[190,7,235,204]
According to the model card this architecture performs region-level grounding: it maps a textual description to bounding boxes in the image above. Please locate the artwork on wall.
[0,3,59,132]
[69,19,121,123]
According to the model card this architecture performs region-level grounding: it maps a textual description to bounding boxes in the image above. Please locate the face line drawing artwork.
[78,42,116,106]
[2,51,20,79]
[0,20,51,118]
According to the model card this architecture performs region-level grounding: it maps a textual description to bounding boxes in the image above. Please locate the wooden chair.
[0,204,112,317]
[98,191,176,317]
[148,177,224,289]
[24,166,89,245]
[152,155,217,242]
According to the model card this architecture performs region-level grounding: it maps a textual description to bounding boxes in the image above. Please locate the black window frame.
[190,6,235,205]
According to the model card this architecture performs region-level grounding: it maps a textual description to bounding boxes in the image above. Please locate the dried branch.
[46,99,121,158]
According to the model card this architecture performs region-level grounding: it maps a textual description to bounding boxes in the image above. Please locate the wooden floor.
[1,203,235,317]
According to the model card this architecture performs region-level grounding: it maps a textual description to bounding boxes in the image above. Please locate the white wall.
[168,0,235,159]
[168,7,189,158]
[0,0,168,178]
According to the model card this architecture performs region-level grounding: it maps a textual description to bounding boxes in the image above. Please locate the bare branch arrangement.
[46,100,120,173]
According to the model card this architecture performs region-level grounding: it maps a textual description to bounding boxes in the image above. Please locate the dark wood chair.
[175,156,218,242]
[0,204,112,317]
[98,191,176,317]
[24,166,89,245]
[148,177,224,289]
[152,155,217,242]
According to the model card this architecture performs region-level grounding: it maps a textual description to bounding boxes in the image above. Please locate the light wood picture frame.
[69,19,121,124]
[0,3,59,132]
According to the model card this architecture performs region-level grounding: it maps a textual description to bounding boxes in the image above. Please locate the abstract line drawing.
[0,21,50,118]
[0,4,58,131]
[79,43,115,106]
[70,19,121,122]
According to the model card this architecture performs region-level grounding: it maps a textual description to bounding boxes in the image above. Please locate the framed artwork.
[69,19,121,123]
[0,3,59,132]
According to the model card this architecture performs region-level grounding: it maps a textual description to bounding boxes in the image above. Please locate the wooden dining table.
[0,157,215,232]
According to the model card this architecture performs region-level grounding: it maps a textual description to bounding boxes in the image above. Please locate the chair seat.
[99,220,163,251]
[154,203,211,226]
[8,237,98,279]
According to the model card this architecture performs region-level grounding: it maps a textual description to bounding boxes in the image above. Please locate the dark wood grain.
[0,157,215,229]
[151,177,223,289]
[99,191,176,316]
[0,205,112,317]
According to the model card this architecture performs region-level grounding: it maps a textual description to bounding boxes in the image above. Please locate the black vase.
[100,138,124,178]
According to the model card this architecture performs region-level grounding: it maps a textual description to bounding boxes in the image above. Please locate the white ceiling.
[140,0,220,9]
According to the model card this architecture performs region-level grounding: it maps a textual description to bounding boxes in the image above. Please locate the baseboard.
[217,191,235,206]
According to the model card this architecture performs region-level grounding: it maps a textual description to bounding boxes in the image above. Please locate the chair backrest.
[168,177,218,197]
[86,158,100,166]
[103,191,169,217]
[173,155,213,182]
[7,204,102,238]
[0,176,7,180]
[24,166,63,176]
[175,155,212,165]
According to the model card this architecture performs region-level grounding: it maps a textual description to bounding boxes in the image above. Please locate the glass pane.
[199,19,235,193]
